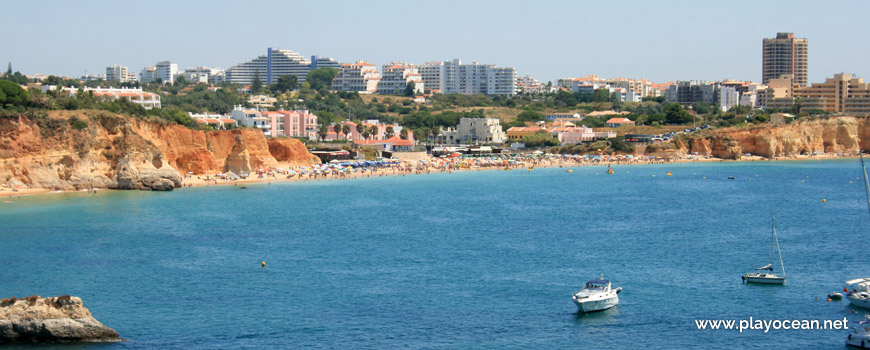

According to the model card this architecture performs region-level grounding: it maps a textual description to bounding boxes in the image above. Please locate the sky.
[4,0,868,84]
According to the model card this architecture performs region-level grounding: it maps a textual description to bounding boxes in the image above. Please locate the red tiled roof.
[606,118,634,123]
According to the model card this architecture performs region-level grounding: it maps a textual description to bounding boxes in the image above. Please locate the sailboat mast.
[861,153,870,218]
[772,213,785,278]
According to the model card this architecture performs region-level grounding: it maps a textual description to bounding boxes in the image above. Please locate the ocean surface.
[2,159,870,349]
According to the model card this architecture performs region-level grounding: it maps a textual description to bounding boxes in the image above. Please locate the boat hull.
[573,295,618,313]
[846,334,870,348]
[744,276,785,284]
[847,295,870,309]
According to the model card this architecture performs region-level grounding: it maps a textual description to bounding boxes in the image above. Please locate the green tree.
[516,110,545,122]
[342,124,351,140]
[691,101,713,115]
[522,131,559,148]
[592,88,611,102]
[404,82,416,97]
[5,62,10,76]
[274,75,298,93]
[0,80,30,106]
[385,126,395,139]
[317,124,329,141]
[399,128,409,140]
[333,123,342,140]
[356,123,364,138]
[251,71,263,94]
[306,67,338,90]
[664,103,692,124]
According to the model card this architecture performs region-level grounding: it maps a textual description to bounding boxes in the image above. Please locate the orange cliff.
[0,110,320,191]
[645,116,870,160]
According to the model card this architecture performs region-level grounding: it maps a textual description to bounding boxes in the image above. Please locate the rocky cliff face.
[0,110,319,191]
[0,295,121,343]
[647,116,870,159]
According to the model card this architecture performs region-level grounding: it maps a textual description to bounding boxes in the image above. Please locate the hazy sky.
[4,0,867,84]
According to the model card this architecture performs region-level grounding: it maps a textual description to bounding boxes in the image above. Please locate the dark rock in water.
[150,178,175,191]
[0,295,122,343]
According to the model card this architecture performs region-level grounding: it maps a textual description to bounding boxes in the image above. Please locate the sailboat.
[742,213,786,285]
[845,153,870,308]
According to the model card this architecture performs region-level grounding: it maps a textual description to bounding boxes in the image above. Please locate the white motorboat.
[846,153,870,309]
[846,320,870,349]
[742,213,786,285]
[572,277,621,313]
[846,278,870,309]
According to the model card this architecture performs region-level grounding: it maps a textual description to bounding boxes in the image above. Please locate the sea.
[2,159,869,349]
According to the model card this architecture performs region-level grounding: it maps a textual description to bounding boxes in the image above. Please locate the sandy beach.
[0,152,858,202]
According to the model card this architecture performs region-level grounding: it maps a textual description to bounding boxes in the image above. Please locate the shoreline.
[0,153,859,201]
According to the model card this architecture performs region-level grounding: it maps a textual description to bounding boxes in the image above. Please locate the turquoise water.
[1,160,869,349]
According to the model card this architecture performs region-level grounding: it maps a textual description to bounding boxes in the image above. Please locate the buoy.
[261,261,266,268]
[802,180,805,183]
[823,199,827,203]
[703,176,706,179]
[850,181,854,184]
[652,175,656,177]
[667,171,673,176]
[566,170,573,173]
[828,298,832,302]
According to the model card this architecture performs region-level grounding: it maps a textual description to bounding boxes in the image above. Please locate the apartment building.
[332,61,380,93]
[419,59,516,96]
[155,61,177,85]
[762,32,808,87]
[62,87,160,109]
[437,117,506,144]
[183,66,225,84]
[376,63,423,95]
[792,73,870,114]
[105,65,134,83]
[226,47,341,85]
[260,110,319,139]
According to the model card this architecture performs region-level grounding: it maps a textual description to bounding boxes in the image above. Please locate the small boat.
[742,213,786,285]
[728,176,735,180]
[572,276,621,313]
[666,171,673,176]
[566,169,573,173]
[828,292,843,300]
[528,167,534,171]
[846,320,870,348]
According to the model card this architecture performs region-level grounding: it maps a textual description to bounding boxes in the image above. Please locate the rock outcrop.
[0,110,320,191]
[0,295,121,343]
[646,116,870,159]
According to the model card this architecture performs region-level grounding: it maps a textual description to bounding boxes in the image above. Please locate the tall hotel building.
[762,32,808,87]
[226,48,340,85]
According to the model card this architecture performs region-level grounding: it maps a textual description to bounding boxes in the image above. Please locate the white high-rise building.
[419,59,516,96]
[155,61,177,85]
[226,47,341,85]
[106,65,129,82]
[332,61,380,93]
[376,62,423,95]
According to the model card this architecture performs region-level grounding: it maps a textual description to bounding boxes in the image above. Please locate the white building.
[226,47,341,85]
[376,63,423,95]
[155,61,177,85]
[516,75,544,94]
[719,86,740,112]
[545,112,582,120]
[62,87,161,109]
[332,61,380,93]
[230,105,271,136]
[419,59,516,96]
[183,66,225,84]
[139,66,156,84]
[437,117,506,144]
[106,65,132,83]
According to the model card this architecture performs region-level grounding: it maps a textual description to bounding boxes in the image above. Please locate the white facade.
[183,66,225,84]
[106,65,130,82]
[437,117,506,144]
[377,63,423,95]
[139,66,156,84]
[226,48,341,85]
[155,61,177,85]
[230,105,271,136]
[63,87,161,109]
[516,75,544,93]
[332,61,380,92]
[719,86,740,112]
[419,59,516,96]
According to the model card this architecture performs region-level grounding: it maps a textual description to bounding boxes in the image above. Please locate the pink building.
[260,110,319,139]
